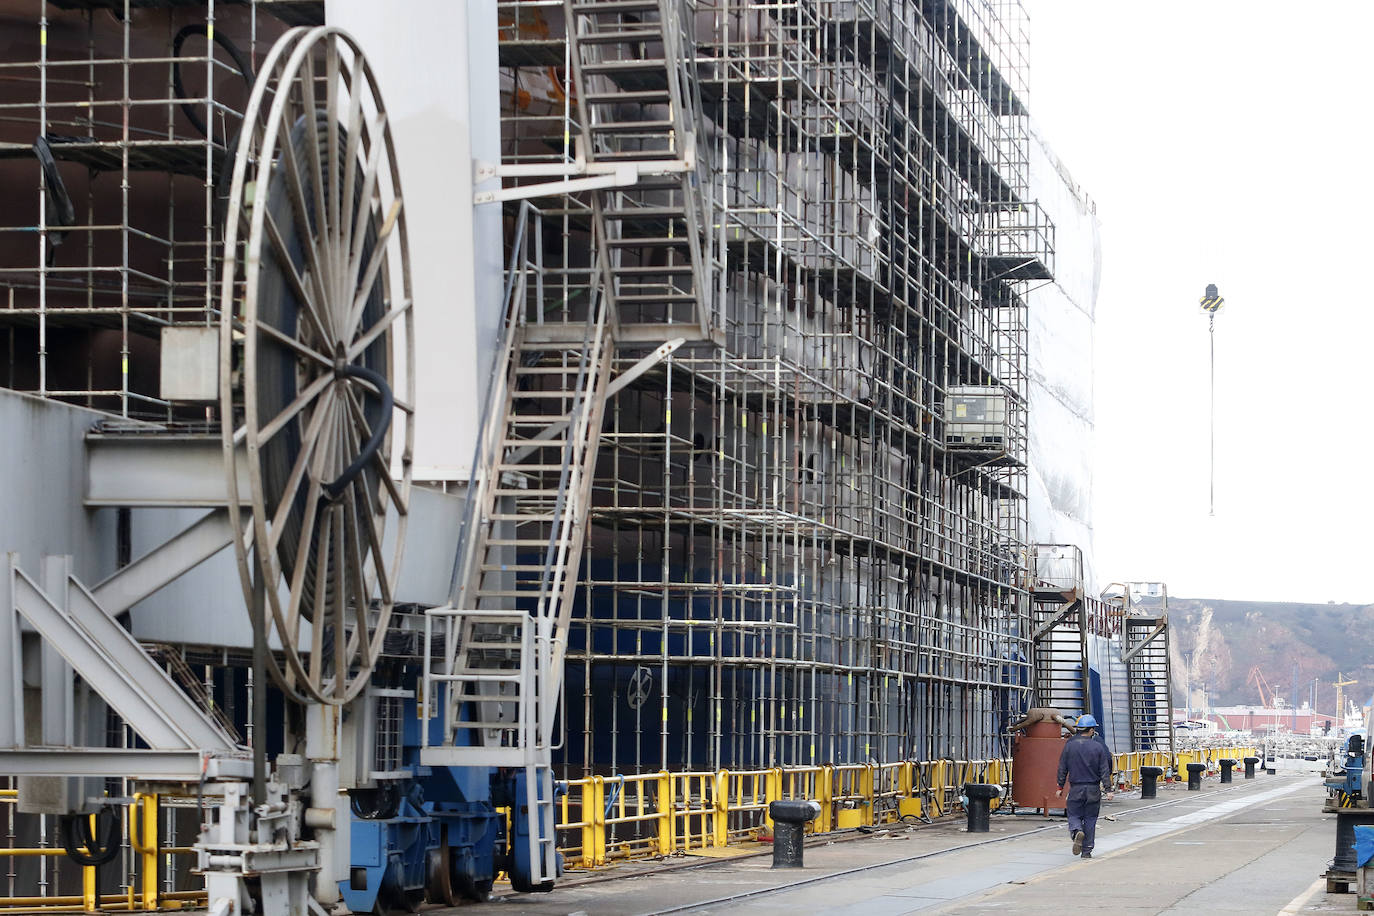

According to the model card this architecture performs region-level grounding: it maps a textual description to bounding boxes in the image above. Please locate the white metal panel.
[1026,125,1102,589]
[326,1,503,481]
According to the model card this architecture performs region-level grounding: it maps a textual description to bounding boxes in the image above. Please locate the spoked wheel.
[219,27,413,705]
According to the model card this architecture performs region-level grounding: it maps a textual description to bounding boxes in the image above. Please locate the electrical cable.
[323,364,393,500]
[171,24,254,139]
[60,809,121,868]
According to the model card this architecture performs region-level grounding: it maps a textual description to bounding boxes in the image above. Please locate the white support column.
[0,554,21,747]
[38,556,73,747]
[305,703,345,905]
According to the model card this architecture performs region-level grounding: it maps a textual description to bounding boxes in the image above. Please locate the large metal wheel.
[218,27,413,705]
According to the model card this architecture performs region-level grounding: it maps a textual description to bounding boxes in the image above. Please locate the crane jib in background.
[1200,284,1224,516]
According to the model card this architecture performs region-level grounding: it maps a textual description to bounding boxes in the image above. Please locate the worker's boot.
[1081,851,1093,859]
[1072,830,1084,855]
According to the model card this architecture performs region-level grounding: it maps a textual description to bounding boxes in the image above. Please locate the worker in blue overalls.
[1055,714,1115,859]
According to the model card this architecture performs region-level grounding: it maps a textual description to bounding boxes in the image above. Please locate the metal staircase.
[424,205,612,885]
[566,0,719,341]
[1121,589,1176,756]
[1028,545,1090,716]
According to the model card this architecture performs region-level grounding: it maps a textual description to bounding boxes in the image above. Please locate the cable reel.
[218,27,414,706]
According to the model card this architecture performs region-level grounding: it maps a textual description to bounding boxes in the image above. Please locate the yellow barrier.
[551,746,1259,870]
[0,792,198,913]
[553,757,1013,869]
[1110,746,1257,788]
[0,744,1265,908]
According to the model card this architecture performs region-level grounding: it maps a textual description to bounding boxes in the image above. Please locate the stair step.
[603,207,688,220]
[589,119,676,134]
[584,90,671,103]
[613,292,699,303]
[573,0,661,13]
[607,235,693,247]
[507,418,576,429]
[586,149,681,161]
[474,589,555,597]
[572,0,662,10]
[581,58,669,73]
[445,721,522,732]
[576,29,664,45]
[610,264,695,276]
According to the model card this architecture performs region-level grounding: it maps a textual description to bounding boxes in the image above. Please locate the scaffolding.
[496,0,1054,776]
[0,0,316,417]
[0,1,316,903]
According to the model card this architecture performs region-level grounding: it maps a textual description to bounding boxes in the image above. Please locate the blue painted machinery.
[1325,733,1366,809]
[341,682,561,912]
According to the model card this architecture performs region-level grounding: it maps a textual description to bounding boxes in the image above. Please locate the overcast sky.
[1023,2,1374,604]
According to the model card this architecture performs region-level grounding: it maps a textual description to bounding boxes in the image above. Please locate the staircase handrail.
[534,293,610,739]
[447,200,541,611]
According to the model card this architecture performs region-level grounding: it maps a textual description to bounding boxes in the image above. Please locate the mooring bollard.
[1332,809,1374,874]
[963,783,1001,833]
[1187,762,1206,790]
[1219,758,1235,784]
[1243,756,1260,779]
[769,800,821,868]
[1140,766,1165,799]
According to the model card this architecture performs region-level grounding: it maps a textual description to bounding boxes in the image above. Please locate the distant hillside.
[1166,597,1374,714]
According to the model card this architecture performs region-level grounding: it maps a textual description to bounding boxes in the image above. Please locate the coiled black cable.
[170,23,254,139]
[323,364,394,501]
[60,809,121,868]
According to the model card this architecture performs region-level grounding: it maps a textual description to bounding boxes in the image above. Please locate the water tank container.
[944,386,1007,449]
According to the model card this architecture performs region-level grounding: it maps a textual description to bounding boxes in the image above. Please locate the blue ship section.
[559,557,1027,769]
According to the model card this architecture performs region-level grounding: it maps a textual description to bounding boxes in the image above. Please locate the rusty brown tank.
[1012,721,1070,812]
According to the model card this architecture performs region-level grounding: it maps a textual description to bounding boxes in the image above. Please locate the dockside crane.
[1248,666,1279,708]
[1335,673,1358,732]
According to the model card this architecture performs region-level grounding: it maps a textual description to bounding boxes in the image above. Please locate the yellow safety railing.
[1111,746,1258,788]
[2,744,1265,907]
[553,757,1013,869]
[0,791,200,913]
[552,746,1259,870]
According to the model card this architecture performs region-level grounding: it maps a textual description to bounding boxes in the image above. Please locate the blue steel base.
[340,791,499,913]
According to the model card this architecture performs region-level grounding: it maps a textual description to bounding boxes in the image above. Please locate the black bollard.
[1243,756,1260,779]
[769,800,821,868]
[1332,809,1374,875]
[1219,759,1235,784]
[1186,762,1206,791]
[963,783,1001,833]
[1140,766,1165,799]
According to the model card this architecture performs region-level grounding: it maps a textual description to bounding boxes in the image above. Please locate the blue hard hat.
[1076,714,1099,729]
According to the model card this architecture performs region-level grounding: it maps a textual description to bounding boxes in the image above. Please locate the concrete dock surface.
[448,771,1362,915]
